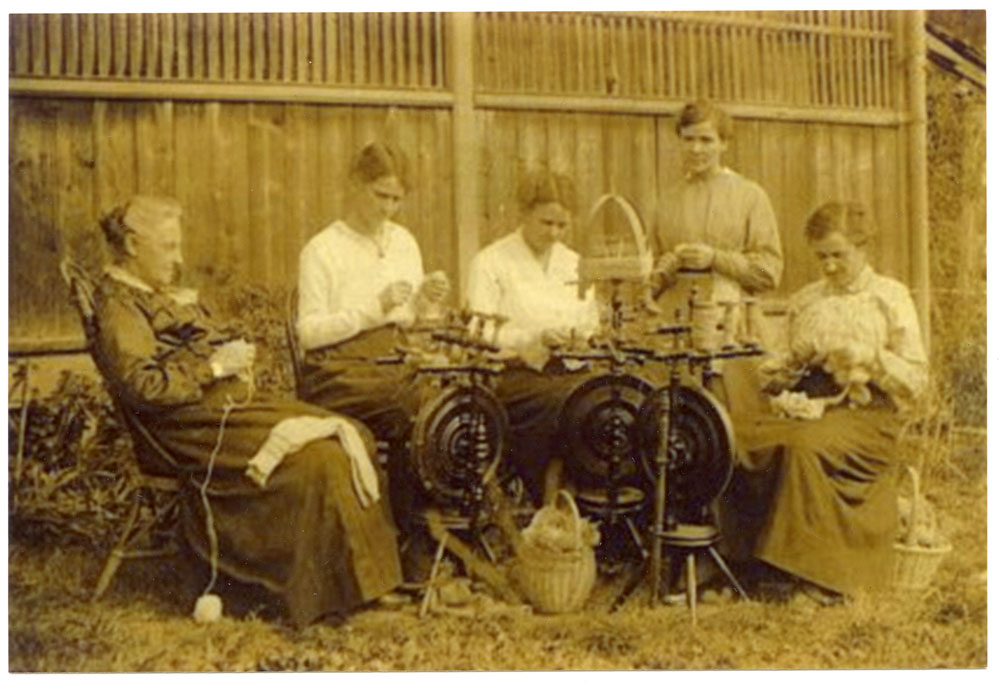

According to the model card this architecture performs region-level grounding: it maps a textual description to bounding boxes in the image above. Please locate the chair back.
[59,258,99,346]
[285,285,306,399]
[59,258,181,478]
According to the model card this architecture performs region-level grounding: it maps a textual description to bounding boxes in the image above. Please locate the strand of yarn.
[194,364,255,623]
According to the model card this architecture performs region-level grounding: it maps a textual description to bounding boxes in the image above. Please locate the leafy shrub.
[8,369,138,549]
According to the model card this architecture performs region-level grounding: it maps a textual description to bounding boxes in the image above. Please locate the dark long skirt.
[492,363,593,504]
[299,326,423,445]
[298,327,429,532]
[718,370,901,597]
[122,382,403,628]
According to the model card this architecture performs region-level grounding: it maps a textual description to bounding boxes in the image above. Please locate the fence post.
[906,9,931,355]
[448,12,479,297]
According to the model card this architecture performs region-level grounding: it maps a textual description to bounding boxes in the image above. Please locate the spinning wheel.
[557,373,655,484]
[410,384,508,514]
[636,384,735,519]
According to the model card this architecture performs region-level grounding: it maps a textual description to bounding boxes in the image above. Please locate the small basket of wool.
[893,466,952,591]
[513,490,600,614]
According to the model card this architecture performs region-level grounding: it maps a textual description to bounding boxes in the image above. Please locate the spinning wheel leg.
[707,545,749,600]
[624,517,647,558]
[477,534,497,564]
[419,533,450,618]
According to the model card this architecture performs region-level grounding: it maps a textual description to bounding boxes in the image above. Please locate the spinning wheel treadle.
[557,373,655,483]
[410,384,507,512]
[636,384,735,517]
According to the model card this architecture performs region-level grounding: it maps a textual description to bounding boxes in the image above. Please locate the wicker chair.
[59,259,183,601]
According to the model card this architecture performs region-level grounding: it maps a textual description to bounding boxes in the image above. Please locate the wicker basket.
[893,466,952,591]
[514,491,597,614]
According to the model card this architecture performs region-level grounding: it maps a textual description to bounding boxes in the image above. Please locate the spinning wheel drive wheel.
[410,385,508,509]
[636,384,735,516]
[557,373,655,484]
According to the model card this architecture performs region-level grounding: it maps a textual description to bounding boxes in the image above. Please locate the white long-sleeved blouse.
[297,220,424,351]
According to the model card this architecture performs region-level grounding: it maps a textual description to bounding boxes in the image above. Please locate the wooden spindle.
[65,14,80,77]
[251,13,265,81]
[237,13,250,81]
[221,13,236,82]
[80,14,96,78]
[323,12,340,83]
[174,13,188,80]
[279,13,293,83]
[294,13,308,83]
[393,12,405,87]
[420,12,432,87]
[47,14,63,76]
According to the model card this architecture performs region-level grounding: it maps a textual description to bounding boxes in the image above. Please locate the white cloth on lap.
[246,415,380,508]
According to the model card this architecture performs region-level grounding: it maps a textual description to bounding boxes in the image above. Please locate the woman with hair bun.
[466,167,600,505]
[90,195,403,628]
[296,142,449,542]
[720,200,928,604]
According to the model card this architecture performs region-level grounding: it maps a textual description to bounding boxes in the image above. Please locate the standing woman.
[721,201,928,603]
[652,100,783,330]
[90,196,403,628]
[297,141,449,446]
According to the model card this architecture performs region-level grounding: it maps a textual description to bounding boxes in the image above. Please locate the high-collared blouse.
[297,219,425,351]
[788,264,929,407]
[94,266,233,408]
[655,167,783,302]
[466,229,600,350]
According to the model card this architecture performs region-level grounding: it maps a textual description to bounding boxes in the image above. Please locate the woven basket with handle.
[514,490,597,614]
[893,466,951,591]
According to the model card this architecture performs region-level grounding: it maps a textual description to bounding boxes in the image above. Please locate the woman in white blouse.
[466,169,599,505]
[720,201,928,605]
[296,142,449,534]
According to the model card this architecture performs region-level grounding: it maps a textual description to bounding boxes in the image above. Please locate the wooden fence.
[8,11,928,352]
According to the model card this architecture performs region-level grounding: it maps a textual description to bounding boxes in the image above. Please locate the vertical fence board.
[872,123,896,276]
[135,101,175,196]
[778,121,813,294]
[172,102,212,282]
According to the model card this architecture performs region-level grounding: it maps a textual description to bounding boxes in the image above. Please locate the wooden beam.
[10,77,455,108]
[474,92,907,126]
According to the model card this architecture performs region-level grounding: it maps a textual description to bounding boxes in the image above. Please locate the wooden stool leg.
[686,553,698,626]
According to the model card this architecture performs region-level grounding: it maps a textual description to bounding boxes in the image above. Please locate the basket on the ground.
[513,490,597,614]
[892,466,952,591]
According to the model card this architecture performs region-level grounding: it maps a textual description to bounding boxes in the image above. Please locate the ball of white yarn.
[193,593,223,623]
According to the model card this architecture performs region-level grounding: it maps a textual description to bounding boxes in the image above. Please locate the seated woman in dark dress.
[90,195,403,628]
[720,201,928,604]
